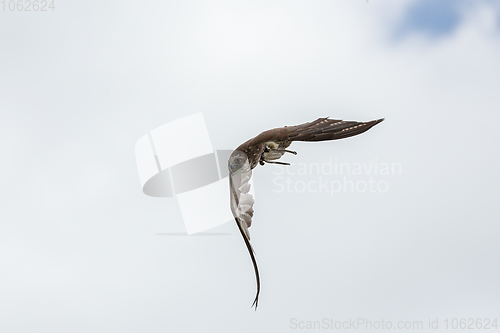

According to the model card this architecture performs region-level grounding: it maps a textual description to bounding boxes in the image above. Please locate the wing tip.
[365,117,384,128]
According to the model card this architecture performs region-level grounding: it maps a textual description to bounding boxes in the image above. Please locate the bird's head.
[228,150,251,174]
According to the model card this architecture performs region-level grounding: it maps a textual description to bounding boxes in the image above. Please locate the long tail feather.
[234,217,261,310]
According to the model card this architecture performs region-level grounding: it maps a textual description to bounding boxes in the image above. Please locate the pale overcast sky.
[1,1,500,332]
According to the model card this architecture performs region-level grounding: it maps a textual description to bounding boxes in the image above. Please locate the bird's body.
[228,117,384,309]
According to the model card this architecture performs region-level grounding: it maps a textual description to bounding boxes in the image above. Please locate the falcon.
[228,117,384,309]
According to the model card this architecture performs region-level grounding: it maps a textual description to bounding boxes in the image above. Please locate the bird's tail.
[234,217,260,310]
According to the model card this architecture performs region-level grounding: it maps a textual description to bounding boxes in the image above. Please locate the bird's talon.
[265,161,290,166]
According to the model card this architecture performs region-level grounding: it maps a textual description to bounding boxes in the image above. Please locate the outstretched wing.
[235,118,385,156]
[287,117,384,142]
[228,150,261,309]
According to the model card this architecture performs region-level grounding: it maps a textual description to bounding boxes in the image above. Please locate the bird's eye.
[228,151,250,174]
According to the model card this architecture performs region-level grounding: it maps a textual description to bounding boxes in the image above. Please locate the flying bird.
[228,117,384,309]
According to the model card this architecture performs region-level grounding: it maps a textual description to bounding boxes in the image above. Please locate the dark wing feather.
[287,118,384,142]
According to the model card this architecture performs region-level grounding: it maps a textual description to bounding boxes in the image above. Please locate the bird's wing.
[230,164,255,240]
[229,151,260,309]
[287,117,384,142]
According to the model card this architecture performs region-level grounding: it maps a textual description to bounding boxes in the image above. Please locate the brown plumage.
[228,117,384,309]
